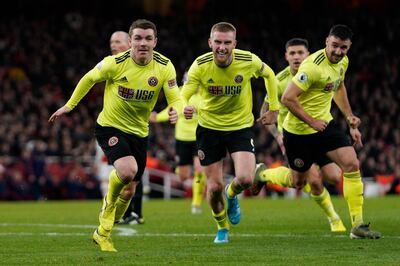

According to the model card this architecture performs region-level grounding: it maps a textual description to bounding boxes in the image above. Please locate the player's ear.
[208,38,212,48]
[233,39,237,48]
[153,37,158,48]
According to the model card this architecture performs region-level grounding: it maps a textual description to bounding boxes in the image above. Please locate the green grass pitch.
[0,196,399,265]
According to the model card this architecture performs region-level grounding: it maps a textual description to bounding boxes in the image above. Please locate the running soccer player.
[49,19,182,251]
[254,38,346,232]
[181,22,279,243]
[280,25,380,239]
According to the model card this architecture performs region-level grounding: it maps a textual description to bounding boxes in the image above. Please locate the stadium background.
[0,0,399,200]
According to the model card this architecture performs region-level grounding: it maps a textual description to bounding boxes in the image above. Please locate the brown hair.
[129,19,157,38]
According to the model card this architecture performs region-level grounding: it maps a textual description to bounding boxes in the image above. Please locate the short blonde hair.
[210,22,236,38]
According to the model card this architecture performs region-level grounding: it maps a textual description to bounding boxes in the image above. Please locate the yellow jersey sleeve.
[252,54,279,111]
[66,56,113,110]
[292,61,320,92]
[155,106,169,122]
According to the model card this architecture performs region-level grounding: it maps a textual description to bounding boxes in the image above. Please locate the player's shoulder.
[114,50,131,65]
[276,66,291,82]
[195,51,213,66]
[233,49,253,61]
[153,51,171,66]
[307,49,327,66]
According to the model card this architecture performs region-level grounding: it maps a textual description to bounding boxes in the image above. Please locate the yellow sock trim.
[311,188,339,220]
[343,170,364,227]
[227,182,242,198]
[261,166,292,187]
[106,169,127,204]
[212,209,229,230]
[192,172,206,206]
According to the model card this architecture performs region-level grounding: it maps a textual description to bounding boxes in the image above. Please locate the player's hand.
[168,107,178,124]
[350,128,363,148]
[276,133,286,155]
[149,111,157,123]
[310,119,327,131]
[257,110,278,125]
[346,115,361,129]
[183,106,195,119]
[48,105,71,123]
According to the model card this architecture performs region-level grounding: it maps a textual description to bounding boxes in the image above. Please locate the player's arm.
[149,106,170,123]
[162,62,182,124]
[333,81,360,129]
[49,58,111,122]
[282,81,327,131]
[181,62,199,119]
[253,55,279,124]
[258,98,285,155]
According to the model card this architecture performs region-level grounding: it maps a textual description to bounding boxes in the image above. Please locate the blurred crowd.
[0,0,399,200]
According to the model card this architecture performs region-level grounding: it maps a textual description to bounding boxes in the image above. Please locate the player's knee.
[207,181,224,197]
[309,181,324,195]
[117,165,138,182]
[236,173,252,187]
[342,159,359,172]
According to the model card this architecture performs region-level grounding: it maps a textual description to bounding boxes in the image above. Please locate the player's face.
[325,36,352,64]
[110,33,130,55]
[208,31,237,67]
[285,45,309,73]
[130,28,157,65]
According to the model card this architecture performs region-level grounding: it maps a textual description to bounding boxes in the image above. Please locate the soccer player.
[254,38,346,232]
[95,30,145,225]
[150,71,206,214]
[280,25,381,239]
[49,19,182,251]
[181,22,279,243]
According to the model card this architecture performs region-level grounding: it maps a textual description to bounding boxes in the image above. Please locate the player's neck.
[131,54,152,66]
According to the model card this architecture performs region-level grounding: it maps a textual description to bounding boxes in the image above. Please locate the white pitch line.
[0,223,136,236]
[0,223,398,239]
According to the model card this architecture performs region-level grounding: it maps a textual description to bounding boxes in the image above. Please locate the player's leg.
[196,125,229,243]
[226,151,255,224]
[192,156,206,214]
[309,163,346,232]
[252,164,292,195]
[131,181,144,223]
[323,121,380,239]
[327,146,380,239]
[115,181,135,224]
[204,161,230,243]
[225,127,256,224]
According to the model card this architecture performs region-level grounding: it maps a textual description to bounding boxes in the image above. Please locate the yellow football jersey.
[181,49,278,131]
[283,49,348,135]
[66,50,181,137]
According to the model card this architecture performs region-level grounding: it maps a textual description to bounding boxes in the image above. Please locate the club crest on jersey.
[298,72,308,83]
[294,158,304,168]
[234,74,243,84]
[198,150,205,161]
[108,136,119,147]
[148,76,158,87]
